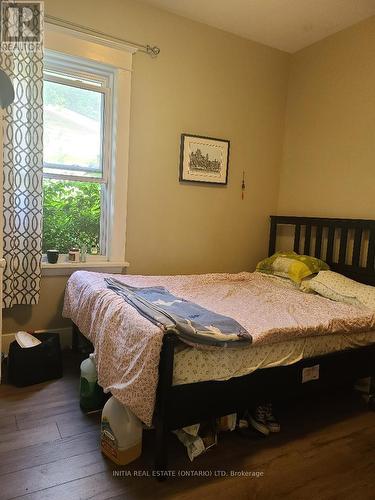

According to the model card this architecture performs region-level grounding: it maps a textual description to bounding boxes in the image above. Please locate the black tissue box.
[8,332,63,387]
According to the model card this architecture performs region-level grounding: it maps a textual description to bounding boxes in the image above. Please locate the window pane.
[44,80,104,178]
[42,179,102,253]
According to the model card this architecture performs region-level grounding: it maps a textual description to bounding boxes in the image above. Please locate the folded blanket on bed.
[105,278,251,348]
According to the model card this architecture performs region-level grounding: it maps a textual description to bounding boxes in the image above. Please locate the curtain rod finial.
[146,45,160,57]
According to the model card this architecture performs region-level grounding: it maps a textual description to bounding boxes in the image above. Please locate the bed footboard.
[154,333,176,475]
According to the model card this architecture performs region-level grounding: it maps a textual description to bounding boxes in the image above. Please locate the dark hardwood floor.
[0,351,374,500]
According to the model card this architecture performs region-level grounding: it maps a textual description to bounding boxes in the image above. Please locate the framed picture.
[179,134,230,185]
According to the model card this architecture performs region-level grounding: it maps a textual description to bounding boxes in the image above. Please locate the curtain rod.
[45,15,161,57]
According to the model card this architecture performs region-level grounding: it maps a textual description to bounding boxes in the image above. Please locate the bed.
[66,216,375,473]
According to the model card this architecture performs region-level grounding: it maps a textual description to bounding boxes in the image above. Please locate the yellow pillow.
[256,251,329,284]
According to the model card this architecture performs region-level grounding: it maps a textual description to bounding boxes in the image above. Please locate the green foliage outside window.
[42,179,101,254]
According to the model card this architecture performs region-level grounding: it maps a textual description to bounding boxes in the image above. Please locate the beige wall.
[3,277,71,334]
[3,0,290,334]
[278,16,375,218]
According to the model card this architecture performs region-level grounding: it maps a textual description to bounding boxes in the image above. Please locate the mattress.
[173,330,375,385]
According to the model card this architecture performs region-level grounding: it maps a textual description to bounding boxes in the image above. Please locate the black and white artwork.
[179,134,230,184]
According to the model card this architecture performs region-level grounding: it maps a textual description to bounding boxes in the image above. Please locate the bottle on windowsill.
[69,247,80,262]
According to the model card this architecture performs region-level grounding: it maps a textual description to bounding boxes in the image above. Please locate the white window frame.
[43,52,114,258]
[42,24,133,274]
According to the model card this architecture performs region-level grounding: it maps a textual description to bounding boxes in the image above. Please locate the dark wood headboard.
[268,215,375,286]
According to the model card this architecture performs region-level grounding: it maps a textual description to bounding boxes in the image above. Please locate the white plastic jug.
[81,357,97,382]
[79,357,104,412]
[101,396,142,465]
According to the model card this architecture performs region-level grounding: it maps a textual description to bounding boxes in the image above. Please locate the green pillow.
[256,251,329,284]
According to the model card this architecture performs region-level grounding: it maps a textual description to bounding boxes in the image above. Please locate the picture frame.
[179,134,230,185]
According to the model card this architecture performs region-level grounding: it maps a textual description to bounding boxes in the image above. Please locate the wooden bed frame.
[73,215,375,474]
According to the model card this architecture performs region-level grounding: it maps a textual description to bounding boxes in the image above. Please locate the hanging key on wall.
[241,170,246,200]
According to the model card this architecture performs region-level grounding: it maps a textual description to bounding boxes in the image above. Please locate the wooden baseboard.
[1,326,72,354]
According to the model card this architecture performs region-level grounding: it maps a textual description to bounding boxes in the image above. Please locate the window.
[42,54,113,256]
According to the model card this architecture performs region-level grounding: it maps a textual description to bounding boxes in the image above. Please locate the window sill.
[41,260,130,276]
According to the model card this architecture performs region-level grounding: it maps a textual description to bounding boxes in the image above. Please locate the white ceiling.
[140,0,375,53]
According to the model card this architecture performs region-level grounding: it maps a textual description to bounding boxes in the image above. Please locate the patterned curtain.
[1,49,43,308]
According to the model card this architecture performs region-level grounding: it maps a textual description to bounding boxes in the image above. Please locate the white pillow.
[306,270,375,309]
